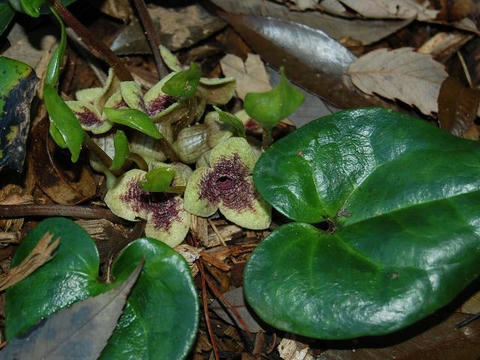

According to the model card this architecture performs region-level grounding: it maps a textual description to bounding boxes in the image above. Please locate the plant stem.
[49,0,133,81]
[0,205,128,224]
[131,0,169,79]
[262,127,273,149]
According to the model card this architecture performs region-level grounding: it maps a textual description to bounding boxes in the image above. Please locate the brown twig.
[49,0,133,81]
[0,205,128,224]
[131,0,169,79]
[191,235,220,360]
[204,275,252,339]
[207,218,227,247]
[83,135,113,168]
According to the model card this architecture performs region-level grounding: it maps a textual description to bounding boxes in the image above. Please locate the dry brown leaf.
[461,289,480,314]
[338,0,438,20]
[418,32,473,61]
[0,232,59,291]
[348,47,448,115]
[437,76,480,136]
[88,0,133,21]
[220,53,271,100]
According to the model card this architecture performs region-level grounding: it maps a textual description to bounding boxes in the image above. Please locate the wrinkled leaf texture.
[6,218,199,359]
[246,107,480,339]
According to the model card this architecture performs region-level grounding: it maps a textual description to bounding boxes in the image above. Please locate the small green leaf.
[104,108,162,139]
[44,6,66,88]
[246,107,480,339]
[19,0,44,17]
[0,1,14,36]
[140,166,175,192]
[110,130,129,171]
[162,62,201,100]
[44,84,85,162]
[213,106,245,138]
[244,67,304,130]
[48,122,67,149]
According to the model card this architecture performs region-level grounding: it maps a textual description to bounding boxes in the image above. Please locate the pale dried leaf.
[278,338,314,360]
[90,0,133,21]
[348,47,448,115]
[339,0,438,20]
[418,32,473,61]
[289,0,319,10]
[461,290,480,314]
[220,53,271,100]
[0,232,59,291]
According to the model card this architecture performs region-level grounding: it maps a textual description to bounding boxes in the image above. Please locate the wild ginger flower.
[184,137,271,230]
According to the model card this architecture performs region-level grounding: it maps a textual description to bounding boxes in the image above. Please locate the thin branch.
[0,205,128,224]
[131,0,169,79]
[204,275,252,339]
[191,235,220,360]
[49,0,133,81]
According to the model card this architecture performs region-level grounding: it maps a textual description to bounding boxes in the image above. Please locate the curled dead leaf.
[31,117,96,205]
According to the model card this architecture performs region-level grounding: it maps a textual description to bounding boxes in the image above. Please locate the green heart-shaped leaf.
[110,129,129,171]
[0,1,15,36]
[141,166,175,192]
[6,218,199,359]
[246,107,480,339]
[244,67,304,131]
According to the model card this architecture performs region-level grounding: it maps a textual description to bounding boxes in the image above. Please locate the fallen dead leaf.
[338,0,438,20]
[278,338,314,360]
[220,53,271,100]
[348,47,448,115]
[0,232,59,291]
[418,32,473,62]
[437,76,480,136]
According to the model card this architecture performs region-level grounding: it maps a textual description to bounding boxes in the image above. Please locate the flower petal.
[209,137,258,172]
[218,176,271,230]
[104,90,127,110]
[184,167,218,217]
[120,81,144,111]
[104,169,146,221]
[159,45,182,72]
[96,68,121,110]
[145,198,190,247]
[75,87,102,104]
[197,77,236,105]
[143,72,177,118]
[205,111,233,148]
[66,100,113,134]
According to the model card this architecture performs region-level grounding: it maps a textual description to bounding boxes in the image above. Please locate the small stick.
[204,275,252,339]
[456,312,480,328]
[49,0,133,81]
[191,235,220,360]
[0,205,128,224]
[208,218,227,247]
[131,0,169,79]
[457,51,473,88]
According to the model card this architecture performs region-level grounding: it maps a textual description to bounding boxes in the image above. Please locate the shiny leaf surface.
[44,84,85,162]
[162,63,201,100]
[6,219,199,359]
[221,13,403,111]
[0,56,37,172]
[104,108,162,139]
[8,0,76,16]
[244,67,304,130]
[0,1,14,36]
[2,262,142,360]
[110,129,129,171]
[246,108,480,339]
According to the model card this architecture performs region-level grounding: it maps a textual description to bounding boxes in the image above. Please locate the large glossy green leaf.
[6,218,199,359]
[0,1,14,36]
[246,107,480,339]
[0,56,37,171]
[5,218,107,339]
[100,238,199,360]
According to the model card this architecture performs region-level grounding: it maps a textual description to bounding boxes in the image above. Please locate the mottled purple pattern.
[121,179,180,231]
[114,99,128,109]
[200,154,255,211]
[78,107,102,126]
[146,95,176,117]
